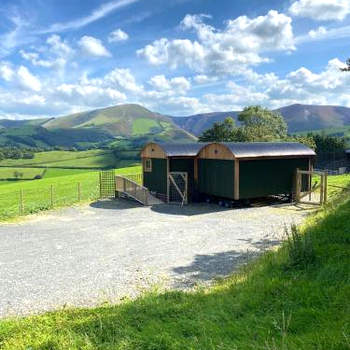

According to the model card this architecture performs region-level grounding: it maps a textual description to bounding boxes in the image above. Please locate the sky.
[0,0,350,119]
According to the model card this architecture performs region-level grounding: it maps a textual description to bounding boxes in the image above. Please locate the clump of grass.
[285,224,315,269]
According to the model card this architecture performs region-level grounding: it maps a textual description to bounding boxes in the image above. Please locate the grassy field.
[0,175,348,349]
[0,167,44,180]
[0,150,117,168]
[0,165,141,220]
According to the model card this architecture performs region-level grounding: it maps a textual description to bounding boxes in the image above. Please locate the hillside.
[171,104,350,136]
[43,104,195,142]
[1,103,350,149]
[0,104,196,149]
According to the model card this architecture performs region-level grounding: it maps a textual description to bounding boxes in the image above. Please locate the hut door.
[168,172,188,206]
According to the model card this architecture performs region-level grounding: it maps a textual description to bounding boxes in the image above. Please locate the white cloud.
[138,11,294,76]
[103,68,143,92]
[289,0,350,21]
[38,0,140,33]
[47,35,73,57]
[193,74,218,84]
[17,66,42,92]
[53,84,126,107]
[19,35,73,69]
[78,36,111,57]
[108,29,129,42]
[308,26,327,38]
[0,62,14,81]
[296,24,350,44]
[148,75,191,93]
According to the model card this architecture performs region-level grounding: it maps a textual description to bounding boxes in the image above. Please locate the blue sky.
[0,0,350,119]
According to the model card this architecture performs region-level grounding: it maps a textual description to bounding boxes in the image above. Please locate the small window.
[144,158,152,172]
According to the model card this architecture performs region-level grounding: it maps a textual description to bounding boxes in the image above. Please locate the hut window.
[144,158,152,172]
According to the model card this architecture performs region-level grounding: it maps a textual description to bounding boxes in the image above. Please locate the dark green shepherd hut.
[197,142,316,201]
[140,143,206,202]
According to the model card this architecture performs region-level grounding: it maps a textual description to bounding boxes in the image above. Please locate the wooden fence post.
[99,172,102,198]
[19,189,24,215]
[77,182,81,201]
[324,172,328,204]
[320,174,324,205]
[295,169,300,203]
[50,184,54,208]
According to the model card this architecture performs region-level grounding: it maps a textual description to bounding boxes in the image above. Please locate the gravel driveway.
[0,199,308,317]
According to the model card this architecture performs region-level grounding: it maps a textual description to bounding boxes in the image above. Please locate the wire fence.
[0,172,143,220]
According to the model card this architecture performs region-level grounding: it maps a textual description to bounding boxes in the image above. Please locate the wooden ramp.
[115,175,162,206]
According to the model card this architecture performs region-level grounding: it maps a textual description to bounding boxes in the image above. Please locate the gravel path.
[0,199,308,317]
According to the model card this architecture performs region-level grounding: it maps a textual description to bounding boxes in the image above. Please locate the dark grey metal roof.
[158,143,207,157]
[221,142,316,158]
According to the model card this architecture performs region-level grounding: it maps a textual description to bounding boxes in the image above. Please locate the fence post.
[320,174,324,205]
[50,184,54,208]
[77,182,81,201]
[99,172,102,198]
[19,189,24,215]
[295,169,300,203]
[324,172,328,204]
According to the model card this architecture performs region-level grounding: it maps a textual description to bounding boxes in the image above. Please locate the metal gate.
[99,170,116,198]
[168,172,188,205]
[295,169,327,205]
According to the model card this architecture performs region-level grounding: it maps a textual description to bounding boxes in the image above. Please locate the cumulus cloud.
[16,66,42,91]
[148,75,191,93]
[289,0,350,21]
[138,11,295,75]
[103,68,143,93]
[193,74,218,84]
[78,36,111,57]
[308,26,328,38]
[0,62,14,81]
[108,28,129,42]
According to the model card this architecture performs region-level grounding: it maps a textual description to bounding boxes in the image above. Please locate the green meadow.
[0,165,141,220]
[0,174,349,349]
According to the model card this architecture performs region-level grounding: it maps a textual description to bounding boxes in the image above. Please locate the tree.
[198,117,240,142]
[238,106,288,141]
[340,58,350,72]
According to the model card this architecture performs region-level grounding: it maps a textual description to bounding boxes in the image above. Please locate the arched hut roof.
[141,142,207,158]
[199,142,316,160]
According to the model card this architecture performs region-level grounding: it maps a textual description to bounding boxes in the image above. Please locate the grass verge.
[0,175,349,349]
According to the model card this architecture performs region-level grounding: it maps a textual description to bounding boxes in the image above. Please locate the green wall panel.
[239,158,309,199]
[170,158,195,201]
[198,159,235,199]
[143,158,167,195]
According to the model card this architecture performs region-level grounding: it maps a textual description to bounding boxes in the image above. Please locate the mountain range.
[0,103,349,149]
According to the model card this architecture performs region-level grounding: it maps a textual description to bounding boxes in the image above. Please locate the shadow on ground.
[172,236,282,288]
[150,203,231,216]
[89,198,142,210]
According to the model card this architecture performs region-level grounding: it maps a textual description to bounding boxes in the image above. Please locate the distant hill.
[1,103,350,149]
[171,104,350,136]
[0,104,196,149]
[276,104,350,132]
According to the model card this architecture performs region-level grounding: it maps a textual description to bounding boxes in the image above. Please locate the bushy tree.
[199,106,288,143]
[311,133,346,154]
[238,106,288,141]
[285,135,316,150]
[198,117,240,142]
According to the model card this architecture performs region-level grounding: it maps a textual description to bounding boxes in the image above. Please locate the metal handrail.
[115,175,149,205]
